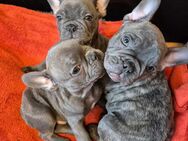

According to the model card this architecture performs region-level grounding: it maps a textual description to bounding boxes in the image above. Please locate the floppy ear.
[159,43,188,70]
[124,0,161,22]
[93,0,110,17]
[47,0,63,14]
[22,71,55,90]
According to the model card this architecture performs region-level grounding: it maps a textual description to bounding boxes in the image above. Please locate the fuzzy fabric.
[0,4,188,141]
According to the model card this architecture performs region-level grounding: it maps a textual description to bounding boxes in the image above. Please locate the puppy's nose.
[65,24,78,33]
[123,61,134,74]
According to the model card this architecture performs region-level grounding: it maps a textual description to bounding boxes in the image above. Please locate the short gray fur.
[22,0,110,72]
[99,74,173,141]
[47,0,109,51]
[21,40,105,141]
[98,0,177,141]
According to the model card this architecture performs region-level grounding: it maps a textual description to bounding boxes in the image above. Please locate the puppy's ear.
[93,0,110,17]
[47,0,63,14]
[124,0,161,22]
[22,71,55,90]
[159,43,188,71]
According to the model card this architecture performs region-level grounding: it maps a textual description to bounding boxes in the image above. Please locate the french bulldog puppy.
[97,0,186,140]
[23,0,109,72]
[21,40,105,141]
[47,0,109,50]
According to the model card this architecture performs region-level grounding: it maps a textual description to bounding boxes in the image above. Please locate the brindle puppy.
[97,0,184,141]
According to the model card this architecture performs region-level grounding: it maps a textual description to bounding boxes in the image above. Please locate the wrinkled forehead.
[59,0,96,15]
[46,44,84,80]
[108,22,165,51]
[47,43,83,68]
[107,22,167,64]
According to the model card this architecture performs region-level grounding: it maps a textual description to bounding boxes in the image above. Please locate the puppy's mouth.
[60,21,92,42]
[68,71,105,98]
[107,70,138,85]
[69,76,103,98]
[105,54,142,85]
[61,33,93,48]
[61,32,91,41]
[108,72,121,82]
[82,71,105,96]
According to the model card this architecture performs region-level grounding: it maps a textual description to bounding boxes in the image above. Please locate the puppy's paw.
[41,133,70,141]
[55,124,73,135]
[86,123,99,141]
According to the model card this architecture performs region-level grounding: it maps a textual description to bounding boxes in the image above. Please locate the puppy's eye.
[121,36,130,47]
[84,14,93,21]
[146,66,155,72]
[72,65,81,75]
[56,14,63,21]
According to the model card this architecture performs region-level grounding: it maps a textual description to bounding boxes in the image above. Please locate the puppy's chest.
[105,77,172,120]
[51,91,87,116]
[39,85,102,117]
[58,84,103,116]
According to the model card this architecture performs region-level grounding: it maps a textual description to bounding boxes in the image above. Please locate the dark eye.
[121,36,130,46]
[56,14,63,21]
[72,65,81,75]
[146,66,155,72]
[84,14,93,21]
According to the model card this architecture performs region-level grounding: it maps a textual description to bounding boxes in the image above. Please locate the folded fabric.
[0,4,187,141]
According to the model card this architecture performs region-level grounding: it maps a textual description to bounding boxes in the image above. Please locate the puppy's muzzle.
[122,60,135,74]
[105,55,135,74]
[65,23,78,33]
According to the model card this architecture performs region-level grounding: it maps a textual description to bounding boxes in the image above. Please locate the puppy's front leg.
[86,123,100,141]
[67,117,91,141]
[55,123,73,135]
[21,89,69,141]
[22,60,46,73]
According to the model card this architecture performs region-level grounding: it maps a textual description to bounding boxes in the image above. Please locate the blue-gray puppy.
[21,40,105,141]
[97,0,185,141]
[47,0,109,51]
[23,0,110,72]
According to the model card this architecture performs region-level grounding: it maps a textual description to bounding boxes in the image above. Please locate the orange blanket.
[0,4,187,141]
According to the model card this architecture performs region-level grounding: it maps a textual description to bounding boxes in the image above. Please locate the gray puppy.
[97,0,187,140]
[21,40,105,141]
[23,0,109,72]
[47,0,109,50]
